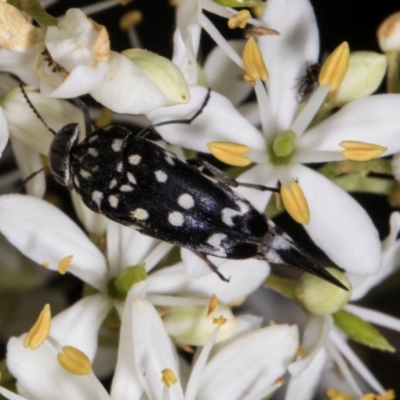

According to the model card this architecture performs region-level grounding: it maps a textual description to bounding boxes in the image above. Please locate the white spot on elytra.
[221,208,238,227]
[155,170,168,183]
[88,135,98,143]
[88,147,98,157]
[73,176,80,188]
[206,233,227,257]
[168,211,184,226]
[112,139,123,152]
[80,169,91,179]
[120,185,133,192]
[131,208,149,220]
[108,195,119,208]
[127,172,136,184]
[129,154,141,165]
[116,162,123,172]
[178,193,194,209]
[164,151,175,165]
[221,200,250,226]
[109,179,117,189]
[92,191,103,207]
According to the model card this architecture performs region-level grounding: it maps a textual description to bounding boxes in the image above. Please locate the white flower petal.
[349,234,400,300]
[0,195,108,291]
[3,89,84,155]
[285,348,327,400]
[70,190,107,236]
[46,8,109,71]
[0,386,27,400]
[11,138,45,198]
[288,314,331,376]
[150,256,269,305]
[186,254,270,303]
[7,336,104,400]
[106,221,160,276]
[111,284,147,400]
[345,304,400,332]
[198,325,298,400]
[91,52,166,114]
[51,294,111,360]
[172,0,201,85]
[44,62,109,98]
[0,48,39,87]
[292,165,381,274]
[132,298,184,400]
[0,106,9,157]
[234,164,277,213]
[147,86,265,154]
[297,94,400,162]
[259,0,319,130]
[204,40,252,106]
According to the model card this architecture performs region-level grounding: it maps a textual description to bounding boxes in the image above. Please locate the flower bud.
[122,48,190,106]
[377,12,400,52]
[333,52,387,106]
[295,268,351,315]
[162,302,238,345]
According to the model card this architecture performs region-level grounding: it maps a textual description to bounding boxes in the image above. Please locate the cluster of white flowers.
[0,0,400,399]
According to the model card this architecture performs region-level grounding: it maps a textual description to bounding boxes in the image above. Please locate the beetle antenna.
[138,87,212,138]
[18,166,49,192]
[19,84,56,136]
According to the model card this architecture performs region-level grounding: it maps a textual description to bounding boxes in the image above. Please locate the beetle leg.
[188,158,280,193]
[194,252,230,282]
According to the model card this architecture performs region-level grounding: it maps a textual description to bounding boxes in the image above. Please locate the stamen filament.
[200,14,243,68]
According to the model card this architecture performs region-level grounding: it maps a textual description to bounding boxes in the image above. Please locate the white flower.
[4,286,299,400]
[148,0,400,279]
[284,212,400,399]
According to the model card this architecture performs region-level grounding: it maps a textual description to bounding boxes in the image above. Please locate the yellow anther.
[377,12,400,40]
[325,388,352,400]
[213,316,227,326]
[42,261,49,268]
[58,255,73,275]
[378,390,395,400]
[296,345,306,357]
[268,320,276,326]
[245,27,280,38]
[161,368,178,387]
[242,37,268,85]
[319,42,350,91]
[208,294,218,315]
[95,107,113,128]
[57,346,92,376]
[207,142,252,167]
[280,181,310,225]
[251,5,265,18]
[339,141,387,161]
[361,395,375,400]
[275,378,286,385]
[120,0,133,5]
[228,10,251,29]
[119,11,143,31]
[23,304,51,350]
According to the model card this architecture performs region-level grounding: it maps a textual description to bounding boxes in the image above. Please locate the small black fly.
[296,63,321,103]
[21,86,347,290]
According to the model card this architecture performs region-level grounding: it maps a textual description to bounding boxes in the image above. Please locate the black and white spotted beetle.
[22,86,346,289]
[296,63,321,103]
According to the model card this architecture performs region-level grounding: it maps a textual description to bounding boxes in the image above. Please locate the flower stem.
[385,51,400,93]
[8,0,57,28]
[263,274,298,301]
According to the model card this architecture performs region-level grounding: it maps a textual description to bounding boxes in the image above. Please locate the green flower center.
[268,130,297,165]
[107,263,147,301]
